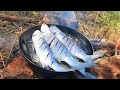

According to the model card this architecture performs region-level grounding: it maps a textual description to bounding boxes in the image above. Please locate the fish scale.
[32,30,75,72]
[54,44,64,58]
[68,40,74,50]
[49,25,104,63]
[66,38,71,46]
[50,37,59,53]
[39,42,47,57]
[53,40,62,54]
[41,24,96,68]
[40,23,98,79]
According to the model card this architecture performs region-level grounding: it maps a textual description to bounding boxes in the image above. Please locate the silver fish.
[49,25,104,63]
[27,39,49,69]
[32,30,75,72]
[41,24,97,79]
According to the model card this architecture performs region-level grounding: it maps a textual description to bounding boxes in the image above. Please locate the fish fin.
[91,53,105,60]
[81,62,98,68]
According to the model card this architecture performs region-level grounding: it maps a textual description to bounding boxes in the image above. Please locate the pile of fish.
[31,23,104,79]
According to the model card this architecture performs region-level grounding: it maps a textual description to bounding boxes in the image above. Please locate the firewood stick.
[0,13,37,22]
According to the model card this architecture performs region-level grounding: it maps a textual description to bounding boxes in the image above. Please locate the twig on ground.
[0,13,38,22]
[98,28,109,43]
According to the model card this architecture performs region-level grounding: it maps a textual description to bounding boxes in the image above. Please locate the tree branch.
[0,13,37,22]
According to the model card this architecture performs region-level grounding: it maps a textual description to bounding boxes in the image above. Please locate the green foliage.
[98,11,120,32]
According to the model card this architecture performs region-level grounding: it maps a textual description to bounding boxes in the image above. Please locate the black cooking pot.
[19,24,93,79]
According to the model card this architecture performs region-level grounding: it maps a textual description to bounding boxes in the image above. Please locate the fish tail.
[77,68,96,79]
[85,72,97,79]
[74,49,94,63]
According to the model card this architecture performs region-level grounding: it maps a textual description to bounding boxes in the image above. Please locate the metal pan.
[19,24,93,78]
